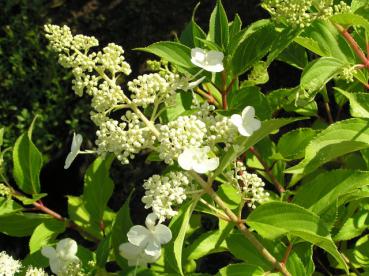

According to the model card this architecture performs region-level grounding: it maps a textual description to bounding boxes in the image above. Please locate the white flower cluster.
[0,183,11,197]
[0,251,22,276]
[128,73,180,107]
[208,116,238,147]
[142,172,191,220]
[263,0,350,28]
[119,213,172,267]
[25,266,48,276]
[230,162,270,209]
[96,111,156,164]
[158,115,207,164]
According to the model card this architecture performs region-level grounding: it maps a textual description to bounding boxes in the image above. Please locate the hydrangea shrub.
[1,0,369,275]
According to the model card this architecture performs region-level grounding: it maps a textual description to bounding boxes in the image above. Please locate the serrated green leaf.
[294,170,369,214]
[294,36,326,57]
[229,14,242,39]
[216,263,264,276]
[165,200,197,275]
[0,197,23,215]
[277,42,308,70]
[0,213,53,237]
[180,3,206,48]
[208,0,229,49]
[334,208,369,241]
[246,201,348,272]
[136,42,194,69]
[285,118,369,174]
[111,192,133,269]
[217,184,241,210]
[29,220,66,253]
[214,117,306,178]
[331,13,369,34]
[84,155,114,225]
[14,193,47,205]
[13,132,42,194]
[335,88,369,118]
[276,128,318,160]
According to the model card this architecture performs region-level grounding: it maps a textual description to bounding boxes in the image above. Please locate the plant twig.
[189,171,291,276]
[249,146,286,193]
[324,101,334,124]
[281,242,293,265]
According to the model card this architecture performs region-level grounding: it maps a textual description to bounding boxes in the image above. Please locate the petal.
[187,76,206,90]
[127,225,151,247]
[56,238,78,258]
[238,126,253,137]
[49,258,63,275]
[206,50,224,64]
[64,152,77,169]
[142,249,161,263]
[119,242,142,260]
[144,240,161,257]
[230,114,243,128]
[204,157,220,171]
[153,224,172,245]
[191,48,206,68]
[250,118,261,131]
[241,106,255,119]
[41,246,56,259]
[204,63,224,72]
[145,213,158,230]
[71,133,83,152]
[178,149,194,170]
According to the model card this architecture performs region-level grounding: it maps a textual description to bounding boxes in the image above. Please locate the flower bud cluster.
[25,266,48,276]
[158,116,207,164]
[96,111,156,164]
[0,251,22,276]
[263,0,350,28]
[230,162,270,209]
[0,184,11,197]
[142,172,191,220]
[128,73,179,107]
[338,65,357,83]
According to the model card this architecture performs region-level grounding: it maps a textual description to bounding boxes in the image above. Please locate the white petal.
[56,238,78,258]
[127,225,150,247]
[250,118,261,131]
[144,240,161,257]
[41,246,56,259]
[230,114,243,128]
[241,106,255,119]
[187,76,206,90]
[204,63,224,72]
[119,242,141,260]
[142,249,161,263]
[49,258,63,274]
[145,213,158,230]
[204,157,220,172]
[64,152,77,169]
[191,48,206,68]
[153,224,172,245]
[238,126,253,137]
[193,162,211,174]
[178,149,195,170]
[71,133,83,153]
[204,50,224,72]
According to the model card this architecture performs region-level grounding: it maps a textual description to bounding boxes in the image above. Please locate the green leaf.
[246,201,348,272]
[331,13,369,34]
[208,0,229,49]
[334,208,369,241]
[294,36,326,57]
[0,197,22,215]
[165,200,197,275]
[345,234,369,267]
[0,128,4,147]
[227,86,272,120]
[351,0,369,12]
[0,213,53,237]
[136,42,194,69]
[13,131,43,194]
[29,220,66,253]
[161,91,194,123]
[296,57,345,105]
[231,22,277,76]
[180,3,206,48]
[276,128,318,160]
[229,14,242,39]
[285,118,369,175]
[84,155,114,224]
[96,234,112,267]
[216,263,264,276]
[277,42,308,70]
[335,88,369,118]
[214,117,306,178]
[217,184,241,210]
[13,193,47,205]
[111,192,133,269]
[293,170,369,215]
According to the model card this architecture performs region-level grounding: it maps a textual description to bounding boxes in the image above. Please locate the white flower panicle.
[158,115,207,164]
[96,112,156,164]
[119,213,172,266]
[263,0,350,28]
[178,146,219,174]
[41,238,80,276]
[25,266,48,276]
[0,251,22,276]
[142,172,191,220]
[208,116,239,147]
[128,73,179,107]
[233,161,269,209]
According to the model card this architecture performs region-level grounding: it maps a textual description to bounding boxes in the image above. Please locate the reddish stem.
[249,146,286,193]
[281,243,293,265]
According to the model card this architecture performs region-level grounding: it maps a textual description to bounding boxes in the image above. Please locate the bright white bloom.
[126,213,172,257]
[178,146,219,174]
[41,238,80,275]
[64,133,83,169]
[230,106,261,137]
[142,172,191,220]
[191,48,224,72]
[0,251,22,276]
[25,266,48,276]
[119,242,160,267]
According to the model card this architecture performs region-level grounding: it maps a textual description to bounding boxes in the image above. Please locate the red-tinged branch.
[281,243,293,265]
[249,146,286,194]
